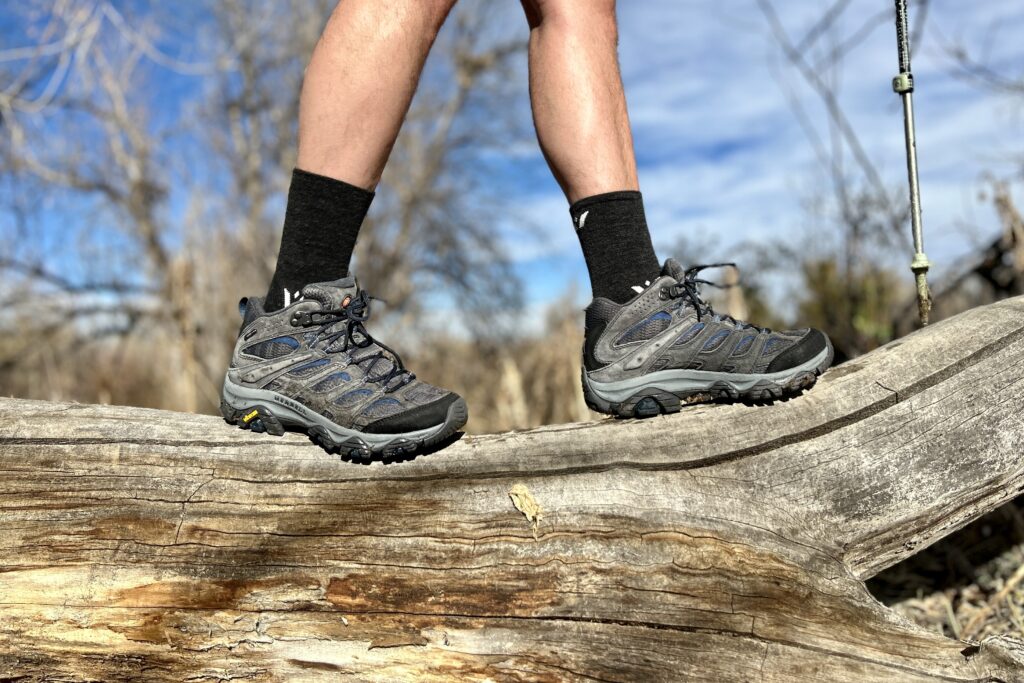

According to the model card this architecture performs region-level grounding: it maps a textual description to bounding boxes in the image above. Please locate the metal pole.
[893,0,932,325]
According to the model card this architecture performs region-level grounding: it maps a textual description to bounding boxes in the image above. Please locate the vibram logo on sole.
[242,409,259,423]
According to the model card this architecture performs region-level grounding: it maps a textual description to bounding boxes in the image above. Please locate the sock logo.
[631,280,652,295]
[575,210,589,232]
[283,288,304,307]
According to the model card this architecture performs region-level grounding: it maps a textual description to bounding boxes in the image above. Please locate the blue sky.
[3,1,1023,331]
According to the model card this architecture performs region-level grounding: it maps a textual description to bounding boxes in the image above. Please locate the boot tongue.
[302,277,400,384]
[661,258,687,282]
[301,276,359,311]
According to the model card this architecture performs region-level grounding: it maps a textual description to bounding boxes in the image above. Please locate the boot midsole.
[583,347,831,404]
[222,376,451,446]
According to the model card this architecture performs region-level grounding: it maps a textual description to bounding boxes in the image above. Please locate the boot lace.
[290,290,414,391]
[660,263,770,333]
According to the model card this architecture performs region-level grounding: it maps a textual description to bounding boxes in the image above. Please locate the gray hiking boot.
[220,276,468,460]
[582,259,834,418]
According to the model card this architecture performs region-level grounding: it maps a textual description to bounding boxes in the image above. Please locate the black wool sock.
[570,190,661,304]
[264,168,375,312]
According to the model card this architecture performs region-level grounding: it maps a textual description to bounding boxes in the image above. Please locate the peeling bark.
[3,298,1024,681]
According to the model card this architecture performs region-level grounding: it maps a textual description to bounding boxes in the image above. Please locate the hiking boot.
[220,276,468,459]
[581,259,833,418]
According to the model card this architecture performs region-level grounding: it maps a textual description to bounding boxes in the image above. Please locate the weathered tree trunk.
[3,298,1024,682]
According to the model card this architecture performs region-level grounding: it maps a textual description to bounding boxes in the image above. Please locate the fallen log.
[2,297,1024,682]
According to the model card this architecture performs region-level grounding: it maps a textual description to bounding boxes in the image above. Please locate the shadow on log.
[3,297,1024,681]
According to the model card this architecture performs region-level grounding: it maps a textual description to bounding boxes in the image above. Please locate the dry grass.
[404,305,596,434]
[869,497,1024,642]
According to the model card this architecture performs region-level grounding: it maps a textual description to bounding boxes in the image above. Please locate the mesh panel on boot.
[616,311,671,345]
[701,330,731,353]
[361,398,403,420]
[673,322,705,346]
[289,359,330,378]
[336,388,374,407]
[403,383,446,405]
[312,372,352,393]
[731,335,756,357]
[763,337,789,355]
[243,336,299,359]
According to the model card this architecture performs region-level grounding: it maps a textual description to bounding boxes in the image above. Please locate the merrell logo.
[283,288,304,307]
[272,394,309,416]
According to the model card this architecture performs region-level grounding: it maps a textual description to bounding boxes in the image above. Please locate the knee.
[524,0,616,31]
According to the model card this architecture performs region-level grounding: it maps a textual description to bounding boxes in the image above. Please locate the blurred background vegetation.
[1,0,1024,643]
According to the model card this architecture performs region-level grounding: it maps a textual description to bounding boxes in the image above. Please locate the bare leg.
[264,0,455,311]
[520,0,638,203]
[297,0,457,189]
[519,0,657,305]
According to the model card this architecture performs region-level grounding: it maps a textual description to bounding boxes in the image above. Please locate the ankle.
[571,191,661,304]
